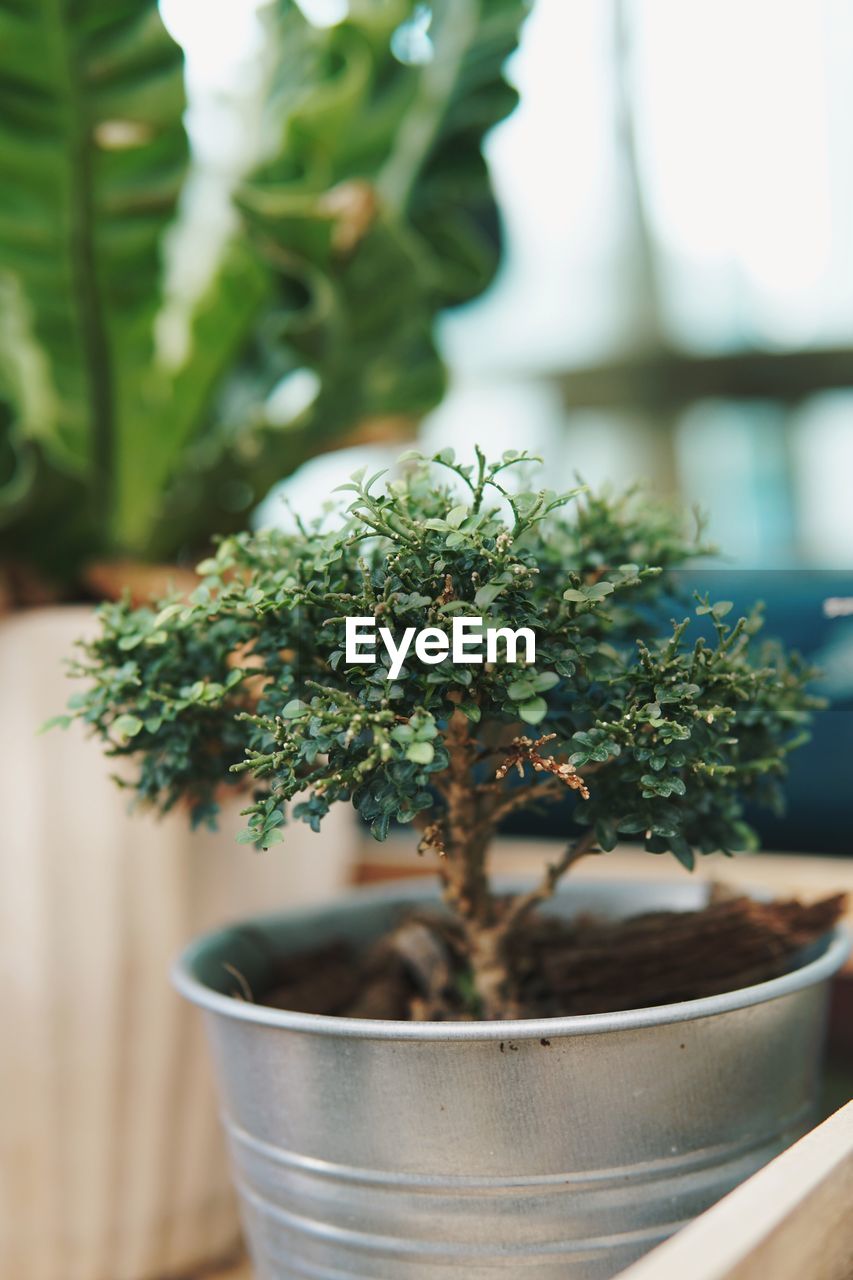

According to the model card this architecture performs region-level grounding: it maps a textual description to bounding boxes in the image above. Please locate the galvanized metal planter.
[174,880,849,1280]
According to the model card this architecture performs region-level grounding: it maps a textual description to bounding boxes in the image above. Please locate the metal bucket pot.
[173,879,849,1280]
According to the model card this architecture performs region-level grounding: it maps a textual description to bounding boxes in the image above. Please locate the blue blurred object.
[694,571,853,855]
[505,570,853,856]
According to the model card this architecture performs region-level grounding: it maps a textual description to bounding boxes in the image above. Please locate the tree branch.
[487,775,572,825]
[502,828,600,934]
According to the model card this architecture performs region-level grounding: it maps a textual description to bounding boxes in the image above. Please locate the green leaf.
[595,819,618,852]
[282,699,308,719]
[122,241,267,552]
[617,815,649,834]
[406,740,435,765]
[519,696,548,725]
[154,603,184,627]
[261,828,285,849]
[474,582,504,609]
[669,837,695,871]
[563,581,615,604]
[39,714,72,734]
[446,504,469,529]
[507,677,535,700]
[113,714,143,740]
[0,0,189,541]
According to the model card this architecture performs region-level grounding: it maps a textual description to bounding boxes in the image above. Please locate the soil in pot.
[225,890,846,1021]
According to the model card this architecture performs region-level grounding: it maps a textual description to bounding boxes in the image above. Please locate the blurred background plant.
[0,0,525,596]
[250,0,853,576]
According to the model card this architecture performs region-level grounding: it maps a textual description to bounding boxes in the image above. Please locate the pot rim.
[172,877,851,1042]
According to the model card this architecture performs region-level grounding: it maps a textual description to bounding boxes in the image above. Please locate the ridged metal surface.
[175,881,849,1280]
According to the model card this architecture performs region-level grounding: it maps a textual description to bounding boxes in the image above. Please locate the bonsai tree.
[0,1,524,590]
[66,449,821,1018]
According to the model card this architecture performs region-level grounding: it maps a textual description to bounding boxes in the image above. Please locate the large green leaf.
[152,0,528,549]
[112,234,269,553]
[252,0,525,316]
[0,0,529,579]
[0,1,187,540]
[385,0,527,305]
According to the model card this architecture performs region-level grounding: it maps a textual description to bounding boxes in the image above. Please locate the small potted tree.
[69,449,848,1280]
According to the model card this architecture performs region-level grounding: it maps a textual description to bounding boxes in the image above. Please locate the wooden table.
[619,1102,853,1280]
[197,1261,252,1279]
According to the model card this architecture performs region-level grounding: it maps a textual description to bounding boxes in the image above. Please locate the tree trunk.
[465,919,514,1019]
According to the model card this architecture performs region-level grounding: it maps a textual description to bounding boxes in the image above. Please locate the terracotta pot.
[0,606,356,1280]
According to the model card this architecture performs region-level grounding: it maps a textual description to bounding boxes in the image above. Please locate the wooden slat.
[185,1256,252,1279]
[617,1102,853,1280]
[554,346,853,410]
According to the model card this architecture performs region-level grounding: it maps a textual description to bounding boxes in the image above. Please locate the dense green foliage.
[0,0,525,582]
[66,449,819,875]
